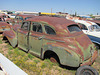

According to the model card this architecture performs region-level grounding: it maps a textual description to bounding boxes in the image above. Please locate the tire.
[75,65,99,75]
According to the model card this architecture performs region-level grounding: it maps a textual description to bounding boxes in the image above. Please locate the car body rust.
[3,16,98,67]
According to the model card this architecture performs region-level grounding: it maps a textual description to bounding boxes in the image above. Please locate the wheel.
[75,65,99,75]
[50,55,59,64]
[50,57,57,63]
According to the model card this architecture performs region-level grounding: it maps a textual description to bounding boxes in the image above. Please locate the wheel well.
[3,36,8,40]
[3,36,18,47]
[93,42,100,49]
[44,50,60,63]
[3,36,11,44]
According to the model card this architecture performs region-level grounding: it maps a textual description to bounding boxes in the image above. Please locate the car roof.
[26,16,82,36]
[26,16,77,27]
[88,20,100,24]
[16,14,35,19]
[0,15,3,18]
[74,20,97,27]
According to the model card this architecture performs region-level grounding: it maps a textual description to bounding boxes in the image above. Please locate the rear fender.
[42,43,80,67]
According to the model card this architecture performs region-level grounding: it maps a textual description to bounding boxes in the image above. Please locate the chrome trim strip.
[44,38,65,42]
[30,35,40,38]
[30,35,64,42]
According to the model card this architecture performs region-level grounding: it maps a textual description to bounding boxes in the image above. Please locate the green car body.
[3,16,98,67]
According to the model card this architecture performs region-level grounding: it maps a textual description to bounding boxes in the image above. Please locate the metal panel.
[0,53,28,75]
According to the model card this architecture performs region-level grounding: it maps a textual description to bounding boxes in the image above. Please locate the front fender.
[3,30,17,47]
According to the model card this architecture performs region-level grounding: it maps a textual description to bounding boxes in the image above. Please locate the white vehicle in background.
[8,14,16,19]
[74,20,100,49]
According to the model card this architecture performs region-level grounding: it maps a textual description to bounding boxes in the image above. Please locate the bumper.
[81,50,98,66]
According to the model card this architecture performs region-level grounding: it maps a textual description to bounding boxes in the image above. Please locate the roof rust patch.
[16,14,35,19]
[27,16,77,26]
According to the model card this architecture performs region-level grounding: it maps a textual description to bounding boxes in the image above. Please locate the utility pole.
[63,9,65,13]
[75,11,77,16]
[51,8,52,16]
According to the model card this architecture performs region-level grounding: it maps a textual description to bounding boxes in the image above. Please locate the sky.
[0,0,100,15]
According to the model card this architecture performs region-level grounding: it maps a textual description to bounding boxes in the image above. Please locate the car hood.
[0,22,10,29]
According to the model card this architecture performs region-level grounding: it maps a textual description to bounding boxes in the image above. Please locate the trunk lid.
[74,33,94,61]
[64,32,94,62]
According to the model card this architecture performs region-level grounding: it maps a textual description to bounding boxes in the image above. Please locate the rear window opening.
[67,25,81,33]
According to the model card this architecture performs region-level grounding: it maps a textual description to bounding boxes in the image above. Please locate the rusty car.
[6,14,35,25]
[3,16,98,67]
[0,16,11,33]
[0,14,10,21]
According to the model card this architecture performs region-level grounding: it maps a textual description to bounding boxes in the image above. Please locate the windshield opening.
[88,25,100,32]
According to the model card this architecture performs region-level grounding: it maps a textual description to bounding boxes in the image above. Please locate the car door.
[17,21,30,51]
[29,22,44,56]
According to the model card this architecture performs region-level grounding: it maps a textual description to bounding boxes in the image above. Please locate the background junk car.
[3,16,98,67]
[6,14,35,25]
[88,20,100,27]
[0,14,10,21]
[0,16,11,33]
[74,20,100,49]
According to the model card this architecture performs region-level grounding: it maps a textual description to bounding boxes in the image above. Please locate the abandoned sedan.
[6,14,35,25]
[3,16,98,67]
[0,16,11,33]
